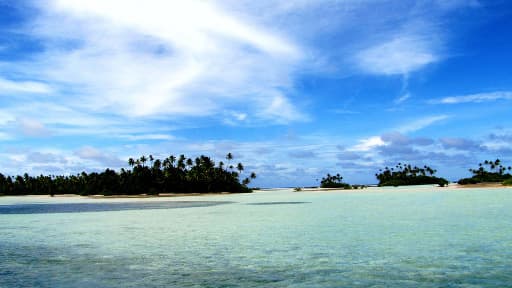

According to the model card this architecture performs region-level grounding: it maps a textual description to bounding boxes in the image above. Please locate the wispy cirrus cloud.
[397,115,449,133]
[433,91,512,104]
[0,78,52,94]
[356,35,439,76]
[3,0,464,128]
[394,92,411,104]
[11,0,306,124]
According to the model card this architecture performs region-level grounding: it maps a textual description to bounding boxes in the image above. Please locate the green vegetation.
[320,173,352,189]
[458,159,512,185]
[0,154,256,196]
[375,163,449,187]
[503,178,512,186]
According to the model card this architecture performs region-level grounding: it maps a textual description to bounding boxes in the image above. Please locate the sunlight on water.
[1,187,512,287]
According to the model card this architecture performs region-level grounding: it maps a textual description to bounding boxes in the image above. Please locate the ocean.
[1,186,511,287]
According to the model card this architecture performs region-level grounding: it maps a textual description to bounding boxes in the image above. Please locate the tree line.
[458,159,512,184]
[0,153,256,196]
[375,163,449,187]
[2,156,512,195]
[320,173,354,189]
[374,159,512,187]
[324,159,512,189]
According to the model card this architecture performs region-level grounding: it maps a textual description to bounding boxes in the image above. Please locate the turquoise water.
[1,187,512,287]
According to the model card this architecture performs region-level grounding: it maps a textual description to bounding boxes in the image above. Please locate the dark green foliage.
[503,178,512,186]
[0,153,255,196]
[375,163,448,187]
[458,159,512,184]
[320,173,352,189]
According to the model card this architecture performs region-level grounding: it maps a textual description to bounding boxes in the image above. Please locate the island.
[457,159,512,185]
[375,163,449,187]
[0,153,256,196]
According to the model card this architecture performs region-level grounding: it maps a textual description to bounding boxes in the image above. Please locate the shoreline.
[0,192,246,199]
[1,183,510,200]
[452,182,509,188]
[87,192,241,199]
[295,183,511,193]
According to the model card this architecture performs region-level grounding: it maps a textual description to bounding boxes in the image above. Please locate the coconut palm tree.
[237,163,244,175]
[169,155,176,167]
[177,154,186,171]
[153,159,161,170]
[140,156,147,167]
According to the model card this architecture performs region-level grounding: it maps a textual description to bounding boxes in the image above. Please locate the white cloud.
[0,78,52,94]
[394,92,411,104]
[0,111,15,126]
[331,109,359,115]
[74,146,124,167]
[397,115,448,133]
[121,134,174,141]
[0,0,462,134]
[435,91,512,104]
[347,115,448,153]
[258,93,308,123]
[0,131,12,140]
[356,36,438,75]
[18,0,305,124]
[222,111,249,125]
[26,151,68,164]
[348,136,386,152]
[17,118,51,137]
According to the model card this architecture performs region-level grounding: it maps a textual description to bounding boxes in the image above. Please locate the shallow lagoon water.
[1,187,512,287]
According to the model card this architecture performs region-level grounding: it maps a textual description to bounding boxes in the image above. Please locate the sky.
[1,0,512,187]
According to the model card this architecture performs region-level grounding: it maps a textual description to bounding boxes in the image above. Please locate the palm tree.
[162,158,170,170]
[140,156,147,167]
[153,159,161,170]
[169,155,176,167]
[177,154,186,171]
[128,158,135,168]
[226,153,233,171]
[237,163,244,175]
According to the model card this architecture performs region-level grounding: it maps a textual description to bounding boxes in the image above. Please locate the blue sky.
[1,0,512,187]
